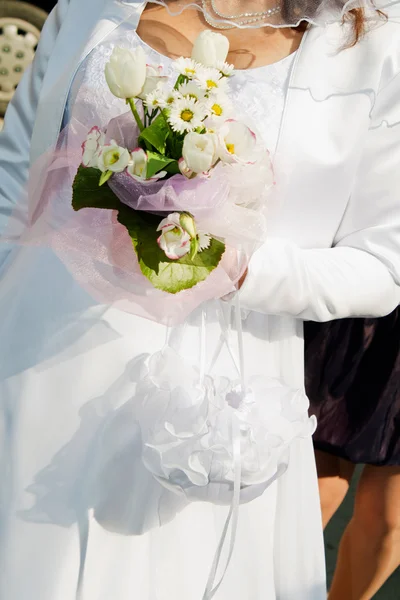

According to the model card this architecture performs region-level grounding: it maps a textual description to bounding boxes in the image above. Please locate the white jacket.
[1,0,400,321]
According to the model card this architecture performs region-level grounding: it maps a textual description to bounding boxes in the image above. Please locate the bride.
[0,1,399,598]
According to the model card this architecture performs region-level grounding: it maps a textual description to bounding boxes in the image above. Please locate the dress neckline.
[133,30,297,74]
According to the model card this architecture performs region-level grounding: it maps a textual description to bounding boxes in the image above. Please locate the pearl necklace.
[202,0,281,29]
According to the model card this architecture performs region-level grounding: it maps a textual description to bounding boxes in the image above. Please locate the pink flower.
[217,119,256,165]
[157,213,192,260]
[81,126,105,168]
[138,64,168,100]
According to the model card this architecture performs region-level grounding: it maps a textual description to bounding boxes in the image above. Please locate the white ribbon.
[202,415,242,599]
[202,294,246,599]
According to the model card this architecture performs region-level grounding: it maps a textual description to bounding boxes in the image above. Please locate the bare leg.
[315,450,355,528]
[329,465,400,600]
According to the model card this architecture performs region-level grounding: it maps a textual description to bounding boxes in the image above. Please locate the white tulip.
[157,213,192,260]
[217,120,257,164]
[97,140,131,173]
[138,64,168,100]
[182,132,217,175]
[105,46,147,99]
[191,31,229,68]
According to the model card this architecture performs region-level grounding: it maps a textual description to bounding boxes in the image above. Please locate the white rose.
[138,64,168,100]
[182,132,217,174]
[82,126,106,167]
[97,140,131,173]
[105,46,147,99]
[157,213,192,260]
[217,119,256,164]
[191,31,229,68]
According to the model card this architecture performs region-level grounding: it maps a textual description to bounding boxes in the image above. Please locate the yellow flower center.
[107,151,120,165]
[207,80,218,89]
[212,103,223,116]
[226,143,235,154]
[167,96,174,104]
[181,109,194,122]
[185,68,196,75]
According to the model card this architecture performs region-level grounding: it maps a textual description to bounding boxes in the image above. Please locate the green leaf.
[72,165,225,294]
[146,151,176,179]
[72,166,121,212]
[117,205,225,294]
[147,237,225,293]
[138,114,169,154]
[166,134,184,161]
[99,170,113,186]
[165,161,180,176]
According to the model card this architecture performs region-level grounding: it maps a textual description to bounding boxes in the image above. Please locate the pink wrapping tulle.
[4,112,271,325]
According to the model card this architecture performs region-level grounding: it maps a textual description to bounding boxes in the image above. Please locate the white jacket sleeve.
[240,67,400,322]
[0,0,70,273]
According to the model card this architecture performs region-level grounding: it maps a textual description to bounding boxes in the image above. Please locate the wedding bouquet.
[72,30,274,294]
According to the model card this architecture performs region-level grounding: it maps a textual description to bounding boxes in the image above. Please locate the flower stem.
[160,109,174,134]
[174,74,188,90]
[127,97,144,132]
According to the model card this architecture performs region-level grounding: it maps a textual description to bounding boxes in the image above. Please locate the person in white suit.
[0,1,399,599]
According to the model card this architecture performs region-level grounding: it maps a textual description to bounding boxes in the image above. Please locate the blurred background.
[0,0,56,128]
[0,2,399,597]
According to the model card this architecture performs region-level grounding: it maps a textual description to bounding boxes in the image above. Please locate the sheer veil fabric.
[145,0,392,27]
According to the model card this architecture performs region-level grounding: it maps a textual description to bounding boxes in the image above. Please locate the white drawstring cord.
[202,416,242,599]
[202,295,245,599]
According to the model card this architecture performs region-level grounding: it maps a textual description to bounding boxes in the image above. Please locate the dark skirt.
[304,307,400,466]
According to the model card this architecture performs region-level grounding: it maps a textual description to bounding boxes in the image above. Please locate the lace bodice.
[66,21,295,155]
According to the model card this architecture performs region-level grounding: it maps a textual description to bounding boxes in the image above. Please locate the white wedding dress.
[0,15,326,600]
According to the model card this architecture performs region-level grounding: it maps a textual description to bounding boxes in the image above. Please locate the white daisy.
[205,93,233,121]
[168,98,208,134]
[195,67,229,93]
[178,81,206,103]
[198,232,211,251]
[157,88,182,109]
[173,57,202,79]
[144,84,166,110]
[215,60,235,77]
